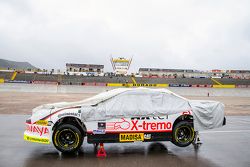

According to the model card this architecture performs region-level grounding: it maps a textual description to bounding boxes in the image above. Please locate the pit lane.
[0,115,249,167]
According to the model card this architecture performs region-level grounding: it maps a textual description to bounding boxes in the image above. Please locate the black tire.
[172,121,195,147]
[52,124,83,153]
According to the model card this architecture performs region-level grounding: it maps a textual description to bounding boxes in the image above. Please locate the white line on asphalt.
[200,130,250,133]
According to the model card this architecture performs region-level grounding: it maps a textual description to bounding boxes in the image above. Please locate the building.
[210,69,250,79]
[139,68,208,78]
[139,68,250,79]
[66,63,104,76]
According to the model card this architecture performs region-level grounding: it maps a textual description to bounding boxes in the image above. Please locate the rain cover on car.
[79,87,225,131]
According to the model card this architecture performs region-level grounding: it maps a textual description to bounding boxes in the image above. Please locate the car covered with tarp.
[24,87,226,153]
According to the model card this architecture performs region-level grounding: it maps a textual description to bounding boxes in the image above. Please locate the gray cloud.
[0,0,250,72]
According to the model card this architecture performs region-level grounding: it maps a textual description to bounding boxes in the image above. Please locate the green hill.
[0,58,38,70]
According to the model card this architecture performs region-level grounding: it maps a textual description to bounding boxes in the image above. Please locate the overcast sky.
[0,0,250,72]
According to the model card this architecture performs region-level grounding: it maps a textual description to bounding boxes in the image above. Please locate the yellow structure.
[211,78,223,85]
[212,85,235,88]
[0,78,4,83]
[110,57,132,76]
[131,76,137,84]
[11,71,17,80]
[211,77,235,88]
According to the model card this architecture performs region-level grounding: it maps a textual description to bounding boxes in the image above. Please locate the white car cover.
[79,87,225,131]
[33,87,225,131]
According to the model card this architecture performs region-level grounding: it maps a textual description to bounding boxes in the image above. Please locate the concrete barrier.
[1,83,250,97]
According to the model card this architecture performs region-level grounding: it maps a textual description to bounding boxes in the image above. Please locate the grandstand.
[216,78,250,85]
[135,77,214,85]
[0,71,12,80]
[139,68,250,79]
[66,63,104,76]
[1,71,250,86]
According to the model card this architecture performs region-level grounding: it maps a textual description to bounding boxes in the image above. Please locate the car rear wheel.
[172,121,195,147]
[52,124,83,153]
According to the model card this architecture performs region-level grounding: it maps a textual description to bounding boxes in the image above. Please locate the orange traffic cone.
[96,143,107,157]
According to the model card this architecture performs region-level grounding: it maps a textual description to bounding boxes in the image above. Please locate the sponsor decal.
[131,84,157,87]
[169,84,191,87]
[58,112,80,118]
[119,133,144,142]
[35,120,48,126]
[26,125,49,136]
[98,122,106,130]
[5,80,28,83]
[93,129,106,134]
[131,120,172,131]
[131,116,168,120]
[24,134,50,144]
[106,118,130,130]
[182,111,191,115]
[32,80,58,85]
[144,134,151,139]
[106,117,172,131]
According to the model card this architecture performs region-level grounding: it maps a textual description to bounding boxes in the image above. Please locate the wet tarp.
[33,87,224,131]
[79,87,225,131]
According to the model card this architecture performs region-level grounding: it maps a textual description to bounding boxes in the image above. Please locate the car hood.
[31,107,52,124]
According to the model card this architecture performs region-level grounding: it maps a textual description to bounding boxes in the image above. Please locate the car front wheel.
[172,121,195,147]
[52,124,83,153]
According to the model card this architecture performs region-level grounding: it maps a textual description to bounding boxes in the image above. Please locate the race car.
[24,87,226,153]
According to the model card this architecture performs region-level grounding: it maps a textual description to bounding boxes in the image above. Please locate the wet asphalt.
[0,115,250,167]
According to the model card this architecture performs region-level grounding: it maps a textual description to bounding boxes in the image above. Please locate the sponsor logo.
[132,84,157,87]
[182,111,191,115]
[98,122,106,130]
[131,120,172,131]
[106,117,172,131]
[106,118,130,130]
[131,116,168,120]
[26,125,49,136]
[58,112,80,118]
[169,84,191,87]
[93,129,106,134]
[144,134,151,139]
[35,120,48,126]
[119,133,144,142]
[24,134,50,144]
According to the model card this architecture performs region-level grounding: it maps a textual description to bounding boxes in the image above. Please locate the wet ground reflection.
[2,115,250,167]
[23,142,216,167]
